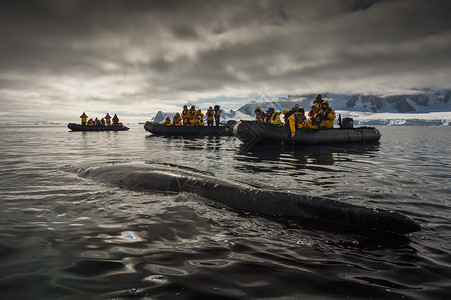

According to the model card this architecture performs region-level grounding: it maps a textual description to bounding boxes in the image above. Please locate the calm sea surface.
[0,124,450,299]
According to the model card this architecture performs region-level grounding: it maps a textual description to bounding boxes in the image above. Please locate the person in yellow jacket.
[187,106,197,126]
[255,106,264,122]
[263,108,282,125]
[162,116,172,126]
[305,113,323,130]
[320,101,336,128]
[104,113,111,126]
[173,113,182,126]
[87,118,94,126]
[289,108,307,137]
[283,104,300,125]
[308,103,320,118]
[80,112,88,125]
[196,109,204,126]
[181,105,189,125]
[206,107,214,126]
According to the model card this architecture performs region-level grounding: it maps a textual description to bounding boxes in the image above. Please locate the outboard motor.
[341,117,354,128]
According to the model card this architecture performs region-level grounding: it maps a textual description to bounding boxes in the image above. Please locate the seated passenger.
[105,113,111,126]
[283,104,300,126]
[255,106,264,122]
[173,113,182,126]
[181,105,189,126]
[264,108,282,125]
[308,103,320,118]
[196,109,204,126]
[187,106,197,126]
[162,116,172,126]
[100,118,106,126]
[305,113,323,130]
[289,108,307,137]
[320,101,336,128]
[313,94,324,106]
[94,117,100,126]
[87,118,94,126]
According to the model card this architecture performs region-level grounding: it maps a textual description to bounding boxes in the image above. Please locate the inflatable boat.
[144,121,236,137]
[68,123,129,131]
[233,120,381,146]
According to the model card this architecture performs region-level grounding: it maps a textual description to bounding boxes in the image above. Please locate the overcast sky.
[1,0,451,123]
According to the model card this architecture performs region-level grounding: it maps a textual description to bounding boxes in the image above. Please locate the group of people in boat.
[80,112,121,127]
[161,105,222,127]
[254,94,336,137]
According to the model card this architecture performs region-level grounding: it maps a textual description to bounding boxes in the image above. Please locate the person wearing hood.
[264,108,281,125]
[289,108,307,137]
[162,116,172,126]
[283,104,300,125]
[173,113,182,126]
[305,112,323,130]
[313,94,324,106]
[187,106,197,126]
[320,101,336,128]
[254,106,264,122]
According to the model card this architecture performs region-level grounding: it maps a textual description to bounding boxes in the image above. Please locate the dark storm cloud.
[1,0,451,122]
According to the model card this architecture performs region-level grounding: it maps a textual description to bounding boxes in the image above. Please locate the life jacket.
[80,113,88,122]
[173,114,182,126]
[265,112,281,125]
[187,109,197,126]
[197,112,204,126]
[206,109,214,121]
[289,113,305,133]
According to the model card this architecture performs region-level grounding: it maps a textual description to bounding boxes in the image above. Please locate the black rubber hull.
[234,120,381,145]
[79,163,421,235]
[68,123,129,131]
[144,121,233,137]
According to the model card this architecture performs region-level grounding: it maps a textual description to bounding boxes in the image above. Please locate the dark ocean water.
[0,124,450,300]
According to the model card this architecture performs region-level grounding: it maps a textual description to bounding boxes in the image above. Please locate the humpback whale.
[79,163,421,235]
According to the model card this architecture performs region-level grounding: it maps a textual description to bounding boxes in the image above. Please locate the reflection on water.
[0,125,451,299]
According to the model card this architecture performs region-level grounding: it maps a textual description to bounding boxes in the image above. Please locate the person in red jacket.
[112,114,119,126]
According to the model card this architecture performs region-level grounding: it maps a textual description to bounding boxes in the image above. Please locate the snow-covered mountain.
[229,90,451,126]
[151,89,451,126]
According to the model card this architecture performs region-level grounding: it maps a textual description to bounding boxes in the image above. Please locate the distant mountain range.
[153,89,451,126]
